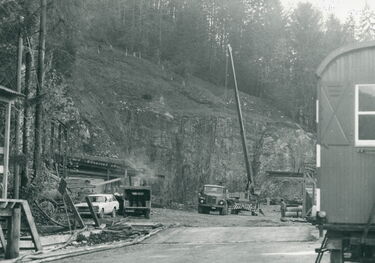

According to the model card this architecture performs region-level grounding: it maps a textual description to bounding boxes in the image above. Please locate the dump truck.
[198,185,229,215]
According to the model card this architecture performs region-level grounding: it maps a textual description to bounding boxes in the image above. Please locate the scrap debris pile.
[74,222,163,246]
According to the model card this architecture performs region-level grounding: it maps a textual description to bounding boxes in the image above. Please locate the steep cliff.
[67,45,315,204]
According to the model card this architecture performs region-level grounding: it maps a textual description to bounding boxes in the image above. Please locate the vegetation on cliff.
[2,0,371,202]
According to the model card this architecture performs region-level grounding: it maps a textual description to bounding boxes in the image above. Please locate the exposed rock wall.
[68,47,315,204]
[73,108,315,204]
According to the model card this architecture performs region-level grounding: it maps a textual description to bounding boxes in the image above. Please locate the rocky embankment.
[67,46,315,204]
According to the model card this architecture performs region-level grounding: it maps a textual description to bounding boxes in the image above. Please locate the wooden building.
[65,155,139,197]
[0,85,23,198]
[316,41,375,262]
[0,86,42,259]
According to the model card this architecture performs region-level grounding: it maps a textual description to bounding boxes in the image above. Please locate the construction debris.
[3,222,166,263]
[75,229,147,245]
[70,220,164,247]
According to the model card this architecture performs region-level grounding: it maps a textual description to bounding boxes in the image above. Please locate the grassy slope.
[70,45,289,128]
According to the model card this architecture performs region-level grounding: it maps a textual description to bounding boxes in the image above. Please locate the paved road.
[56,226,329,263]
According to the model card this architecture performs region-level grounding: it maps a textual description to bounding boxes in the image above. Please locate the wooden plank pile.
[75,222,152,246]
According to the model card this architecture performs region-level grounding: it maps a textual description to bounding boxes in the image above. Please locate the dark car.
[123,186,151,219]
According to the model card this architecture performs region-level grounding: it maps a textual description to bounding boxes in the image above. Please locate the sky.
[280,0,375,21]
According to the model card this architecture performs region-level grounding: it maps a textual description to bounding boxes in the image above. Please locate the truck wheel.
[223,205,228,215]
[99,209,104,219]
[112,208,116,218]
[144,210,150,219]
[198,206,203,214]
[330,250,343,263]
[232,209,239,215]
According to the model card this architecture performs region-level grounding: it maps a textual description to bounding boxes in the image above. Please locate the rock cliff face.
[68,46,315,204]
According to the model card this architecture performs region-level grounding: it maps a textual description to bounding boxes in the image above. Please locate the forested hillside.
[0,0,373,202]
[3,0,372,130]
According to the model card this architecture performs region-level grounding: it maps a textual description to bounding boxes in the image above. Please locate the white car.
[75,194,119,218]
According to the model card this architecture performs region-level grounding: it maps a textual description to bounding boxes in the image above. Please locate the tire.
[219,208,224,215]
[144,210,150,219]
[38,199,57,217]
[112,208,116,218]
[220,207,228,215]
[231,209,239,215]
[98,208,104,219]
[198,206,204,214]
[222,205,228,215]
[330,250,343,263]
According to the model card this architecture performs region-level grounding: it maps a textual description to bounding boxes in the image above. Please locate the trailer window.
[355,85,375,146]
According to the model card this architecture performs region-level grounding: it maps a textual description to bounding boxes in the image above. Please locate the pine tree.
[287,2,324,129]
[343,13,357,42]
[358,3,375,41]
[324,15,346,53]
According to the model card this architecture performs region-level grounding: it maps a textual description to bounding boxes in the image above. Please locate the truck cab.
[198,184,228,215]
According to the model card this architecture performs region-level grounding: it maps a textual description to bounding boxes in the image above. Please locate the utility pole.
[227,44,255,194]
[22,40,32,188]
[14,16,24,199]
[33,0,46,181]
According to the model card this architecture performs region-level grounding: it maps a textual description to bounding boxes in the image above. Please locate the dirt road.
[122,206,297,227]
[55,226,328,263]
[53,207,329,263]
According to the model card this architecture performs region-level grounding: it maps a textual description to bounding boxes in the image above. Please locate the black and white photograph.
[0,0,375,262]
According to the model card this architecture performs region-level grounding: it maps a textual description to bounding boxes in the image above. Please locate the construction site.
[1,1,375,263]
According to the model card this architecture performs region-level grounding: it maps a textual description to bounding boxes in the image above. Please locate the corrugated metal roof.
[68,154,138,171]
[0,85,23,101]
[316,40,375,77]
[204,184,224,188]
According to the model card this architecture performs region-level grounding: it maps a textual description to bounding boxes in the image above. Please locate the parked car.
[75,194,119,218]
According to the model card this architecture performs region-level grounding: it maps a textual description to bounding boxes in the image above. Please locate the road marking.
[262,251,316,256]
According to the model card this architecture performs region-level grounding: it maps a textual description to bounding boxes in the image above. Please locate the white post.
[2,102,11,198]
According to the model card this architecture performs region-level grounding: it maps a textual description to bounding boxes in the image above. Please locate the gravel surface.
[121,205,305,227]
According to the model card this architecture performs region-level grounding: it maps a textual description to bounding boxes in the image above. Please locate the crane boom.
[227,44,255,194]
